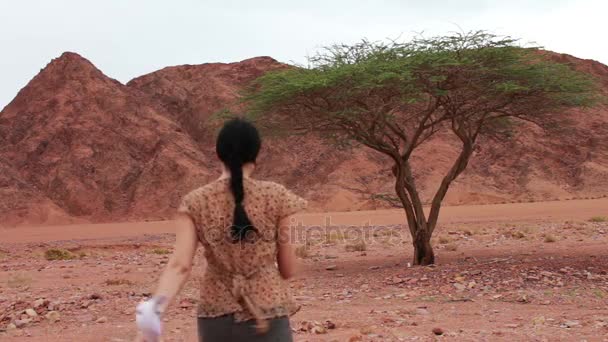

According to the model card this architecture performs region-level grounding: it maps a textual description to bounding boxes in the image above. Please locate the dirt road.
[2,198,606,244]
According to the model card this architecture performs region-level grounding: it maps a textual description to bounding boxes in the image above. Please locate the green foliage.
[244,31,599,144]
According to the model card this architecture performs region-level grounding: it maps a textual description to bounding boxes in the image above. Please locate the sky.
[0,0,606,109]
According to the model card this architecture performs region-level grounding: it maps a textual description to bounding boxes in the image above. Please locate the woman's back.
[179,177,306,322]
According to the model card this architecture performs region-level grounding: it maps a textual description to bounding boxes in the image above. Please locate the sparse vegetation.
[345,240,367,252]
[544,234,557,243]
[44,248,75,261]
[324,231,346,245]
[295,245,310,258]
[151,248,171,255]
[511,231,526,239]
[104,278,134,286]
[438,236,451,244]
[589,216,607,223]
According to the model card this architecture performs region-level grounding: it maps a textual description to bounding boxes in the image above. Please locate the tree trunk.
[412,230,435,266]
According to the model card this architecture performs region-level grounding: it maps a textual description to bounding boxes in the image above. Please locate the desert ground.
[1,199,607,341]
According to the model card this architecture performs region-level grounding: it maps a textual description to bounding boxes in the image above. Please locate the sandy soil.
[1,199,607,341]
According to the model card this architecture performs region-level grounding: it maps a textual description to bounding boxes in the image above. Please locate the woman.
[135,118,306,341]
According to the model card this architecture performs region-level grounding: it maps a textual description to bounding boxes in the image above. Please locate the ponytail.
[227,158,256,242]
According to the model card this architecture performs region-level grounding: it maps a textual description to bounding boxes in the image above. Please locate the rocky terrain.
[1,51,607,227]
[1,201,607,341]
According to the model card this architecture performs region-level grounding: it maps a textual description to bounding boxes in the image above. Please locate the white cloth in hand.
[135,298,162,341]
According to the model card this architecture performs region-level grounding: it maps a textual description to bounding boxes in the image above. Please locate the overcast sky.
[0,0,605,109]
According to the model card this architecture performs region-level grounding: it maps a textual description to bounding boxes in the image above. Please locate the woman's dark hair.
[216,118,261,242]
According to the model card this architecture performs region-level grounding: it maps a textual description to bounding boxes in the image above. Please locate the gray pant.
[197,315,293,342]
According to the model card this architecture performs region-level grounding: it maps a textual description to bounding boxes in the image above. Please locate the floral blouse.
[178,178,307,323]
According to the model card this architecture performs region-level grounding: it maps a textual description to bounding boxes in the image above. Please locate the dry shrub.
[104,278,134,286]
[295,245,309,259]
[345,240,367,252]
[44,249,75,261]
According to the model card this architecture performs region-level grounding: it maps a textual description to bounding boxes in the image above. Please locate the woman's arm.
[277,215,298,279]
[152,214,199,312]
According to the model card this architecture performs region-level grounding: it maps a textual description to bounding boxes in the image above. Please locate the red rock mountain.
[0,53,212,226]
[1,52,607,227]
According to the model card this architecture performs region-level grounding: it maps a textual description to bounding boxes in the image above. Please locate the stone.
[416,307,430,315]
[324,320,336,329]
[453,283,466,291]
[325,265,337,271]
[32,299,45,308]
[96,316,108,324]
[359,326,374,335]
[562,320,581,328]
[311,325,327,334]
[6,323,16,331]
[46,311,61,323]
[432,327,444,335]
[14,319,29,328]
[25,309,38,317]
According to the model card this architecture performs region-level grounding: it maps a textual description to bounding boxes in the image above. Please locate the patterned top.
[178,177,307,323]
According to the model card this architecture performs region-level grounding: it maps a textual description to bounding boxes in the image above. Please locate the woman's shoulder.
[249,179,291,194]
[181,179,227,203]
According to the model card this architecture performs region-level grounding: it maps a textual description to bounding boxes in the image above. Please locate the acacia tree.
[243,31,598,265]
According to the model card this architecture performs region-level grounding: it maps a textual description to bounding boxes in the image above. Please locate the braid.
[227,158,255,241]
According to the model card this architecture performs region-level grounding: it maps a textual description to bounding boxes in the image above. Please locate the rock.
[311,325,327,334]
[25,309,38,317]
[32,299,45,308]
[348,335,363,342]
[562,320,581,328]
[96,316,108,324]
[324,320,336,329]
[505,324,520,328]
[432,327,444,335]
[454,276,466,282]
[6,323,16,331]
[89,293,102,300]
[325,265,337,271]
[416,307,430,315]
[453,283,466,291]
[14,319,29,328]
[46,311,60,323]
[359,326,374,335]
[369,266,380,270]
